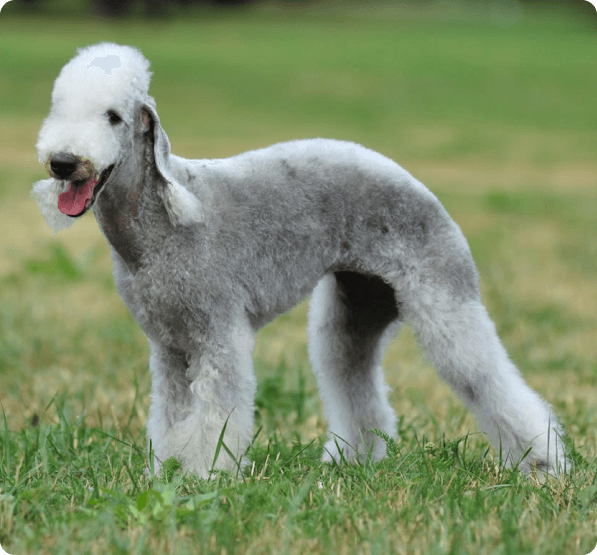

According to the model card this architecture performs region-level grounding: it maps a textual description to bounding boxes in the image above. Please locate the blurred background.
[0,0,595,458]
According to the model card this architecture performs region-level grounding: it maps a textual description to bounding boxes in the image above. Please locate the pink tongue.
[58,180,96,216]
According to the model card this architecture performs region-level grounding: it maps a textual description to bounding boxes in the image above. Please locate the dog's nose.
[50,153,78,180]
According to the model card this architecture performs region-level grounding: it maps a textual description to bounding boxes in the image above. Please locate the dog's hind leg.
[146,323,257,478]
[402,249,568,475]
[308,272,401,463]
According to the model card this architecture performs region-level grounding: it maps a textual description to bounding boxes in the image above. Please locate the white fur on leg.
[146,326,256,478]
[308,275,398,463]
[31,179,75,233]
[147,360,250,479]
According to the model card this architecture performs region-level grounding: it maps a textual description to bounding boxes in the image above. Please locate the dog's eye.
[107,110,123,125]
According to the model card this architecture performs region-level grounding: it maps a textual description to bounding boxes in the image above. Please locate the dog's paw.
[321,438,358,464]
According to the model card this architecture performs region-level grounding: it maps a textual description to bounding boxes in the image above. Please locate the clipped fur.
[32,43,569,478]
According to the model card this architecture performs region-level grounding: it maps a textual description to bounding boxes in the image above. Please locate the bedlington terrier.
[32,43,568,478]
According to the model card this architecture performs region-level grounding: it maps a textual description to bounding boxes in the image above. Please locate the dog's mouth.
[57,165,114,218]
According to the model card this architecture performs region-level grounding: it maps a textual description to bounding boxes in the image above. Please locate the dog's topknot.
[36,43,153,174]
[53,42,152,110]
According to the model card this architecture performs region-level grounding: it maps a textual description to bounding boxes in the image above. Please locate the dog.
[32,43,569,478]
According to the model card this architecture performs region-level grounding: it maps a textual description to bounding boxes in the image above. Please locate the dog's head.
[32,42,201,232]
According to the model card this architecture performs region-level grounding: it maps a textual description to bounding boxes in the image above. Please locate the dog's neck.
[93,142,171,272]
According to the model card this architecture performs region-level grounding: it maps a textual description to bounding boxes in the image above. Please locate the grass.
[0,5,596,554]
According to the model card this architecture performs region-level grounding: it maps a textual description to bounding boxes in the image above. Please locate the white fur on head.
[33,43,152,232]
[31,179,76,232]
[33,42,202,231]
[36,42,152,170]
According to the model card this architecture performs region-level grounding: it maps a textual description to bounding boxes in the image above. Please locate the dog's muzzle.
[47,153,114,218]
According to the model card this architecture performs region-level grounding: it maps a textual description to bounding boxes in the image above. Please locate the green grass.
[1,5,596,555]
[1,403,591,555]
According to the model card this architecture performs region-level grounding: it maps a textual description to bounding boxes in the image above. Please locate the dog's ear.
[141,101,203,226]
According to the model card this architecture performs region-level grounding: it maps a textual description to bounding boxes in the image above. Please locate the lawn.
[0,4,596,555]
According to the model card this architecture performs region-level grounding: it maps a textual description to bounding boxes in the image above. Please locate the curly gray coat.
[32,43,568,478]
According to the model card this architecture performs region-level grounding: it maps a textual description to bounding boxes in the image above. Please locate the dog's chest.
[111,252,209,347]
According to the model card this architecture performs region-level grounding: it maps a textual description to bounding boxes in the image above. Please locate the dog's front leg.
[146,326,257,478]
